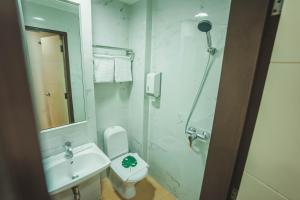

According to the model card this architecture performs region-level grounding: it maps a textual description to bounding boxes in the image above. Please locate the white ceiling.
[24,0,78,14]
[119,0,140,5]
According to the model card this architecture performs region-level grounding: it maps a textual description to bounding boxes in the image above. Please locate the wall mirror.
[21,0,86,131]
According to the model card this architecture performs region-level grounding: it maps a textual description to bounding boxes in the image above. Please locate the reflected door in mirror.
[21,0,86,131]
[26,29,73,130]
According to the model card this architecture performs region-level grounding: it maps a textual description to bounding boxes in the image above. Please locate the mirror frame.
[18,0,97,158]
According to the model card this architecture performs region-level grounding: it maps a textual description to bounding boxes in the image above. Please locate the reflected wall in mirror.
[21,0,86,130]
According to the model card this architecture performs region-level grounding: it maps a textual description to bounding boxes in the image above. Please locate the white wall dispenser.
[146,72,162,98]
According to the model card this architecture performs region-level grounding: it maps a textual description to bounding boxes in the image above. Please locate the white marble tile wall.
[148,0,231,199]
[92,0,148,153]
[127,0,148,157]
[91,1,231,199]
[92,0,130,48]
[92,0,130,148]
[39,122,90,158]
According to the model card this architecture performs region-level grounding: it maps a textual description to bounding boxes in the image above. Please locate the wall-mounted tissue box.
[146,72,161,98]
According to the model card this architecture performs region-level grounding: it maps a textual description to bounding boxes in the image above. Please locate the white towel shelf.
[93,44,135,61]
[93,54,130,60]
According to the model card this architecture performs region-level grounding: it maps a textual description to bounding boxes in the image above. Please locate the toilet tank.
[104,126,129,160]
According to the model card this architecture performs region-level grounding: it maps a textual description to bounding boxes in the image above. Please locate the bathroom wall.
[237,1,300,200]
[127,0,149,157]
[92,0,231,199]
[92,0,131,148]
[92,0,129,48]
[147,0,231,199]
[92,0,148,153]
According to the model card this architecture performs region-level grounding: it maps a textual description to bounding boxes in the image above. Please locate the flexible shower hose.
[185,53,213,134]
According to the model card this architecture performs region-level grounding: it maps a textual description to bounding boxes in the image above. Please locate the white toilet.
[104,126,149,199]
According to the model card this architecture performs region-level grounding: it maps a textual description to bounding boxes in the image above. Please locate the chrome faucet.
[186,127,210,147]
[64,141,73,159]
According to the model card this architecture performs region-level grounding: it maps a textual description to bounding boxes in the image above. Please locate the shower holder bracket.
[208,47,217,55]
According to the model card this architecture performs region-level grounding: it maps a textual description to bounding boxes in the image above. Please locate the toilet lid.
[111,153,149,182]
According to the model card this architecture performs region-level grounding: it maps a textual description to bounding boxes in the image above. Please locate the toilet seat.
[111,153,149,182]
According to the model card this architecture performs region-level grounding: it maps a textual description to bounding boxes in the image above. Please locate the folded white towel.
[114,57,132,83]
[94,58,115,83]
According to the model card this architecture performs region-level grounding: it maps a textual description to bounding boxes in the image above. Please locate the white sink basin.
[43,143,111,195]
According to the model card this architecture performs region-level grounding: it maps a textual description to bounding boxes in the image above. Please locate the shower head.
[198,20,216,55]
[198,20,212,32]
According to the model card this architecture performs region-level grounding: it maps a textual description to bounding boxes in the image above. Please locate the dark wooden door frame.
[0,1,50,200]
[200,0,282,199]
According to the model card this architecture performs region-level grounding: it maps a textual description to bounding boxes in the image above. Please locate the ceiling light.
[33,17,45,21]
[194,12,208,18]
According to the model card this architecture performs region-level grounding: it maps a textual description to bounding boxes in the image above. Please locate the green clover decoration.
[122,155,137,168]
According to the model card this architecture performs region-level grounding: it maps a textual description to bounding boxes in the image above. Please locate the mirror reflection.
[21,0,86,130]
